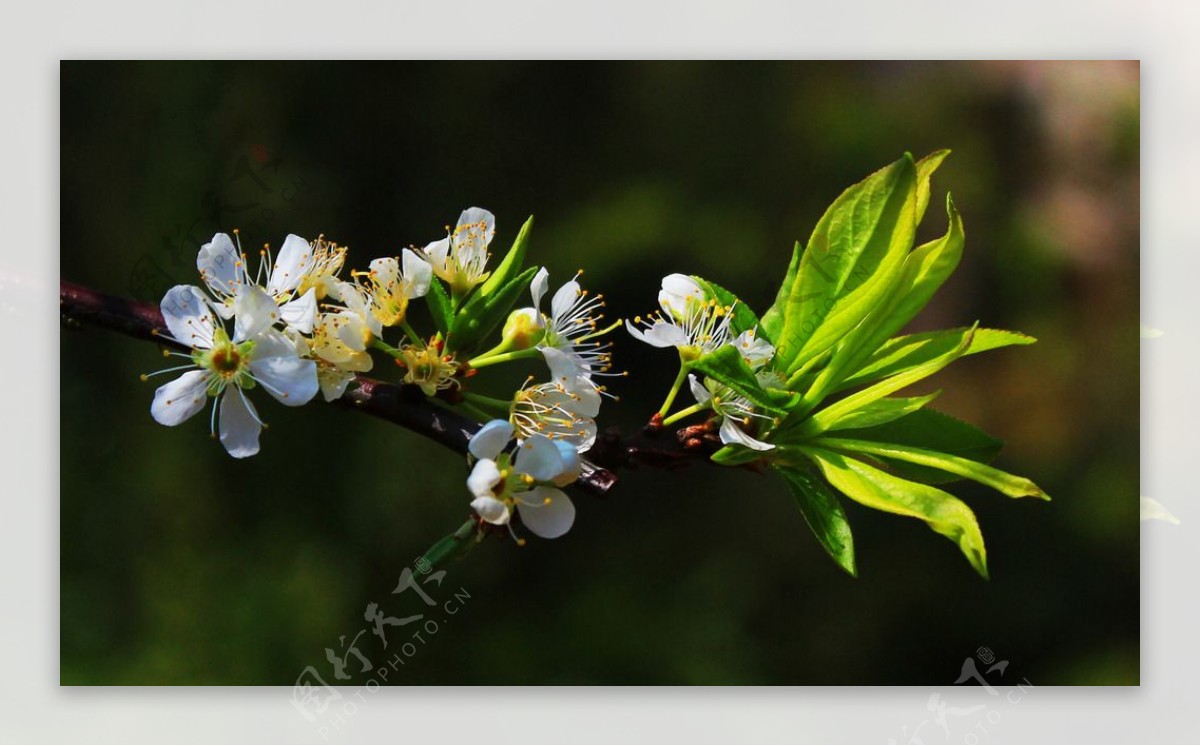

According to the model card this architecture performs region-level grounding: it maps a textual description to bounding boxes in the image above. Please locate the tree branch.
[60,280,720,497]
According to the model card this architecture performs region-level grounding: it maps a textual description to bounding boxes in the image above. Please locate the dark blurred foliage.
[60,61,1138,685]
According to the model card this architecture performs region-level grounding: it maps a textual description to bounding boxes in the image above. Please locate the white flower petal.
[567,380,601,419]
[247,333,319,407]
[279,288,318,334]
[401,249,432,298]
[196,233,242,298]
[553,440,583,484]
[718,416,774,451]
[734,329,775,368]
[515,487,575,539]
[332,311,369,353]
[541,346,586,383]
[514,435,565,483]
[150,370,209,426]
[424,237,450,268]
[160,285,216,349]
[233,285,281,342]
[469,420,514,460]
[268,234,312,296]
[471,495,510,525]
[319,369,356,402]
[219,389,262,458]
[688,373,712,405]
[369,257,399,288]
[626,320,689,349]
[659,273,703,317]
[467,459,503,500]
[455,207,495,252]
[530,267,549,309]
[550,279,581,322]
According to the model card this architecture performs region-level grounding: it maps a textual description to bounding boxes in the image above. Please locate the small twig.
[60,280,719,497]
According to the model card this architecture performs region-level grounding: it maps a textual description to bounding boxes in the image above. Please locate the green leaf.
[711,444,763,466]
[794,325,975,436]
[760,241,801,344]
[450,265,539,357]
[861,192,967,355]
[802,446,989,579]
[477,216,534,299]
[821,392,940,431]
[691,275,760,336]
[762,150,948,355]
[691,345,787,416]
[426,277,454,336]
[802,193,967,406]
[914,149,951,224]
[775,154,919,375]
[815,437,1049,500]
[833,408,1003,484]
[775,465,857,576]
[837,327,1035,393]
[418,518,478,571]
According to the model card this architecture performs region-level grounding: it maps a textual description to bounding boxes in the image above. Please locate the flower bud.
[501,307,546,351]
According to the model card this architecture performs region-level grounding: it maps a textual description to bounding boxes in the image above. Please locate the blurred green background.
[60,61,1139,685]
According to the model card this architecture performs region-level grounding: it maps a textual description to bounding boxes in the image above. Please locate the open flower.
[294,235,348,301]
[527,268,620,386]
[687,374,777,451]
[147,284,319,457]
[196,232,320,334]
[353,250,432,328]
[733,328,775,368]
[423,207,495,295]
[510,377,599,451]
[626,274,734,360]
[291,309,374,402]
[397,338,459,396]
[465,420,577,540]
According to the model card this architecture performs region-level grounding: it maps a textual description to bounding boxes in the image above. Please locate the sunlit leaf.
[773,155,918,375]
[835,327,1033,393]
[827,408,1003,484]
[775,465,857,576]
[803,446,989,578]
[691,345,786,416]
[815,436,1049,500]
[820,393,940,432]
[790,325,975,436]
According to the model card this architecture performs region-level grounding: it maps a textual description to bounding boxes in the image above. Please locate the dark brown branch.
[61,280,719,497]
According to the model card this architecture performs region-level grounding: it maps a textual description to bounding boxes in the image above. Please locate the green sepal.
[477,216,534,299]
[450,265,540,358]
[426,278,454,336]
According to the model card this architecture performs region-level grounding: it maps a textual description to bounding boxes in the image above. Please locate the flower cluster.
[466,420,579,541]
[121,153,1048,576]
[141,207,621,541]
[627,274,780,450]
